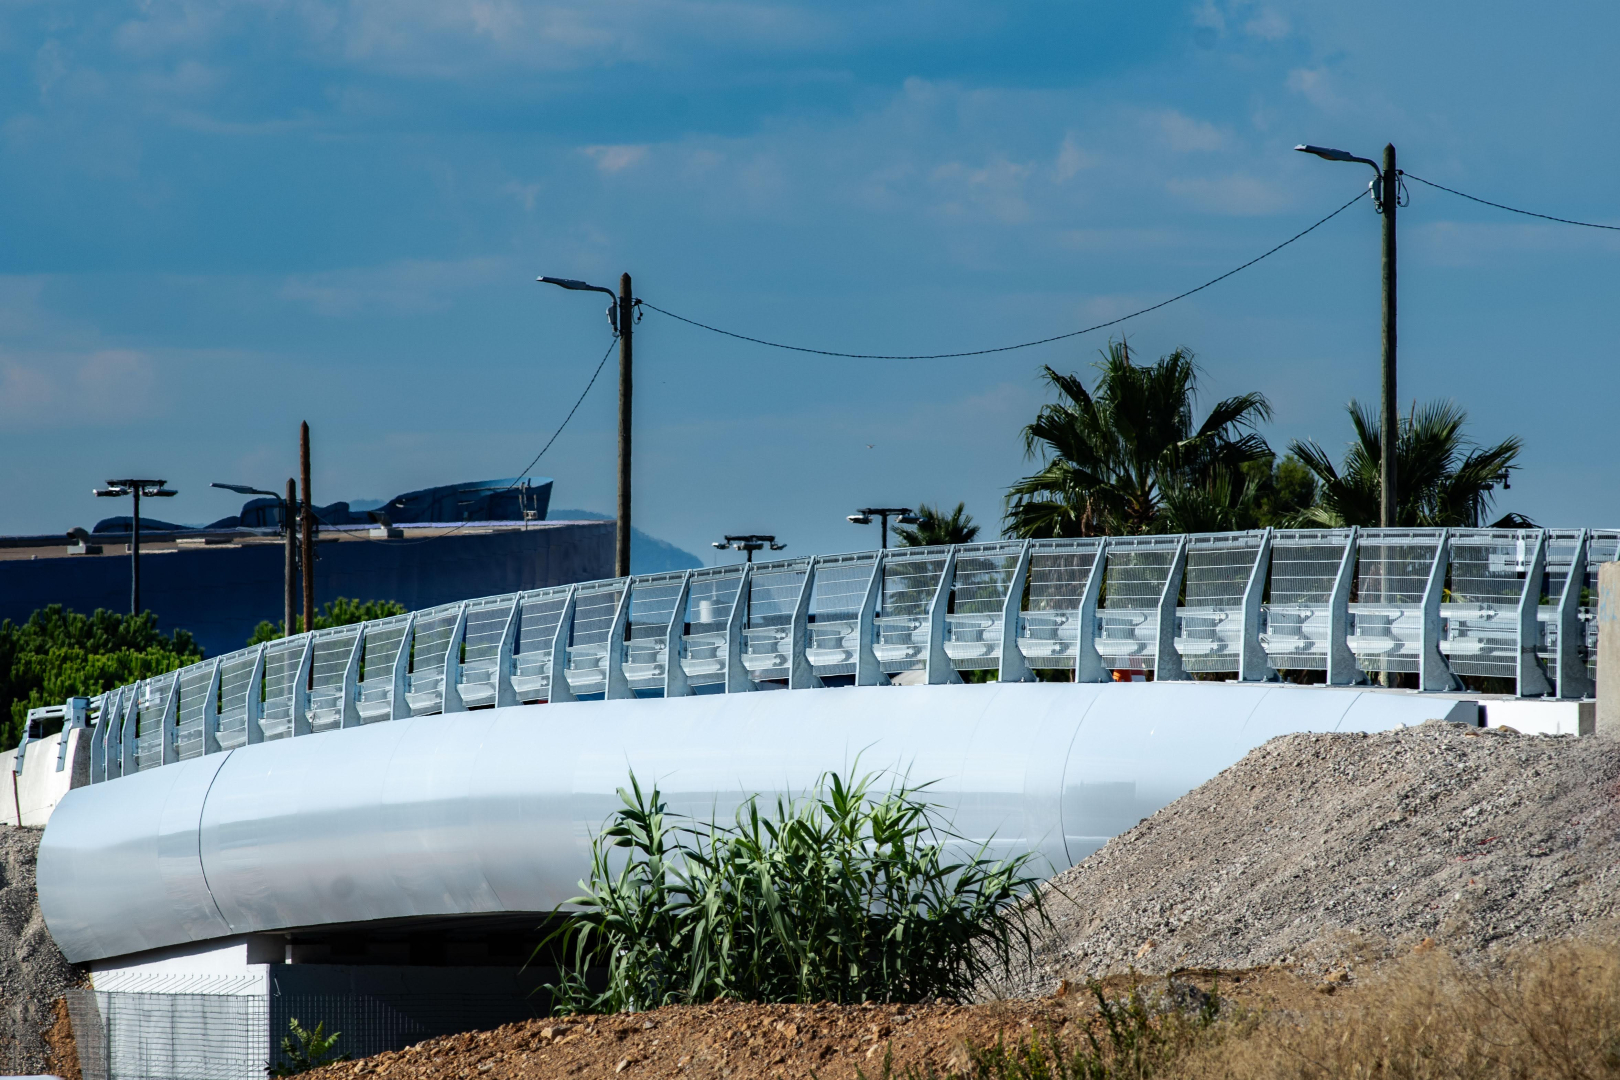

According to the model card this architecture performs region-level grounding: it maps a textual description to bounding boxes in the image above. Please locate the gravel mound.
[0,826,83,1076]
[1002,722,1620,995]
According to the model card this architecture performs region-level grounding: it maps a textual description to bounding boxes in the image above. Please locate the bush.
[0,606,202,750]
[269,1018,347,1076]
[544,771,1047,1013]
[248,597,407,645]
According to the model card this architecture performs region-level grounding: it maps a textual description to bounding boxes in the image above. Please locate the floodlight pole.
[95,479,177,615]
[1296,141,1400,527]
[301,422,314,633]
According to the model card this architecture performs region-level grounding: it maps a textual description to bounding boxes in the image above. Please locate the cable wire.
[1404,172,1620,231]
[638,188,1370,361]
[322,334,619,547]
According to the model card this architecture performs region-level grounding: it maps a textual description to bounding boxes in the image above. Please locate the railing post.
[665,572,694,698]
[1153,536,1189,682]
[291,637,315,735]
[1516,530,1552,697]
[245,645,266,744]
[57,697,88,772]
[547,588,578,703]
[340,626,364,727]
[925,549,962,685]
[120,686,139,774]
[159,672,182,764]
[788,560,821,691]
[1557,530,1592,700]
[495,600,522,708]
[1420,530,1456,692]
[440,604,470,713]
[1239,529,1273,682]
[997,541,1032,683]
[1327,527,1360,686]
[855,555,884,687]
[725,566,753,694]
[388,615,415,720]
[605,584,635,700]
[90,690,113,783]
[1076,539,1108,683]
[202,659,223,754]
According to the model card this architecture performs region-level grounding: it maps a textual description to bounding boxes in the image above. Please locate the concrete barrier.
[1,726,91,827]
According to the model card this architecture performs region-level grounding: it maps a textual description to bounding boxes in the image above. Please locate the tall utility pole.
[616,273,634,579]
[285,478,299,637]
[536,273,637,578]
[1295,141,1402,527]
[300,423,314,633]
[1378,143,1398,529]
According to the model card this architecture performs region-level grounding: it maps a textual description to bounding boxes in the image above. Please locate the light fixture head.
[1295,143,1357,162]
[897,514,922,526]
[712,541,728,549]
[769,542,786,551]
[93,487,126,498]
[847,514,872,525]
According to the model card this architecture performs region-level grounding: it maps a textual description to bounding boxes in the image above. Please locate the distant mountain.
[548,510,703,574]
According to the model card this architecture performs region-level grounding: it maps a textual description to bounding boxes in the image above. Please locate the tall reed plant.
[542,770,1046,1013]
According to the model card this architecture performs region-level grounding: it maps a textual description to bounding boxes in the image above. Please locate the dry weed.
[1184,942,1620,1080]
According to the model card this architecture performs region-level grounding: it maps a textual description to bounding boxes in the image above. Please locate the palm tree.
[894,502,980,547]
[1004,340,1273,538]
[1289,400,1523,528]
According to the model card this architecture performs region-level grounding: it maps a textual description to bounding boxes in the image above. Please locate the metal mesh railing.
[945,541,1023,670]
[512,587,571,701]
[457,594,516,708]
[1261,529,1351,671]
[1349,529,1445,675]
[1019,538,1102,669]
[805,552,877,677]
[1096,536,1180,672]
[88,526,1617,785]
[174,662,214,761]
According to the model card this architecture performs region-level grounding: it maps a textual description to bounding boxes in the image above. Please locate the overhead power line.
[329,334,619,547]
[637,188,1370,361]
[1403,172,1620,231]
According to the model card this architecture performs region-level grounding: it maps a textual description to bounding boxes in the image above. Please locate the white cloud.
[1286,67,1344,111]
[1156,110,1225,153]
[1165,174,1292,215]
[1053,132,1095,181]
[580,144,648,173]
[278,257,515,316]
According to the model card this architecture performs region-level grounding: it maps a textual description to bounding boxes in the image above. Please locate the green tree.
[0,607,202,751]
[248,597,408,646]
[894,502,980,547]
[1004,340,1274,538]
[1289,400,1523,527]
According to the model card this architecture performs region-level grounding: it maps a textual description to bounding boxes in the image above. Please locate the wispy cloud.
[580,144,649,173]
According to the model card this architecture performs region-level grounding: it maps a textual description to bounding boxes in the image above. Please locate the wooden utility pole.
[285,478,298,638]
[1379,143,1398,528]
[300,423,314,633]
[616,273,633,579]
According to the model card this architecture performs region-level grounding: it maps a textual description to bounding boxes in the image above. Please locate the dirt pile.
[296,970,1313,1080]
[0,825,83,1076]
[1003,722,1620,994]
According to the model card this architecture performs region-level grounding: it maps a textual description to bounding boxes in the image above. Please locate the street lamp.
[215,480,300,637]
[1296,142,1404,528]
[538,273,636,578]
[847,507,921,550]
[713,534,786,564]
[93,479,177,615]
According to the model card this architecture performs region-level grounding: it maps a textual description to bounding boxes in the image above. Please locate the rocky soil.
[1001,721,1620,994]
[0,825,83,1076]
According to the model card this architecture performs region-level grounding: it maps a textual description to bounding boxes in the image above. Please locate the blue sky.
[3,0,1617,561]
